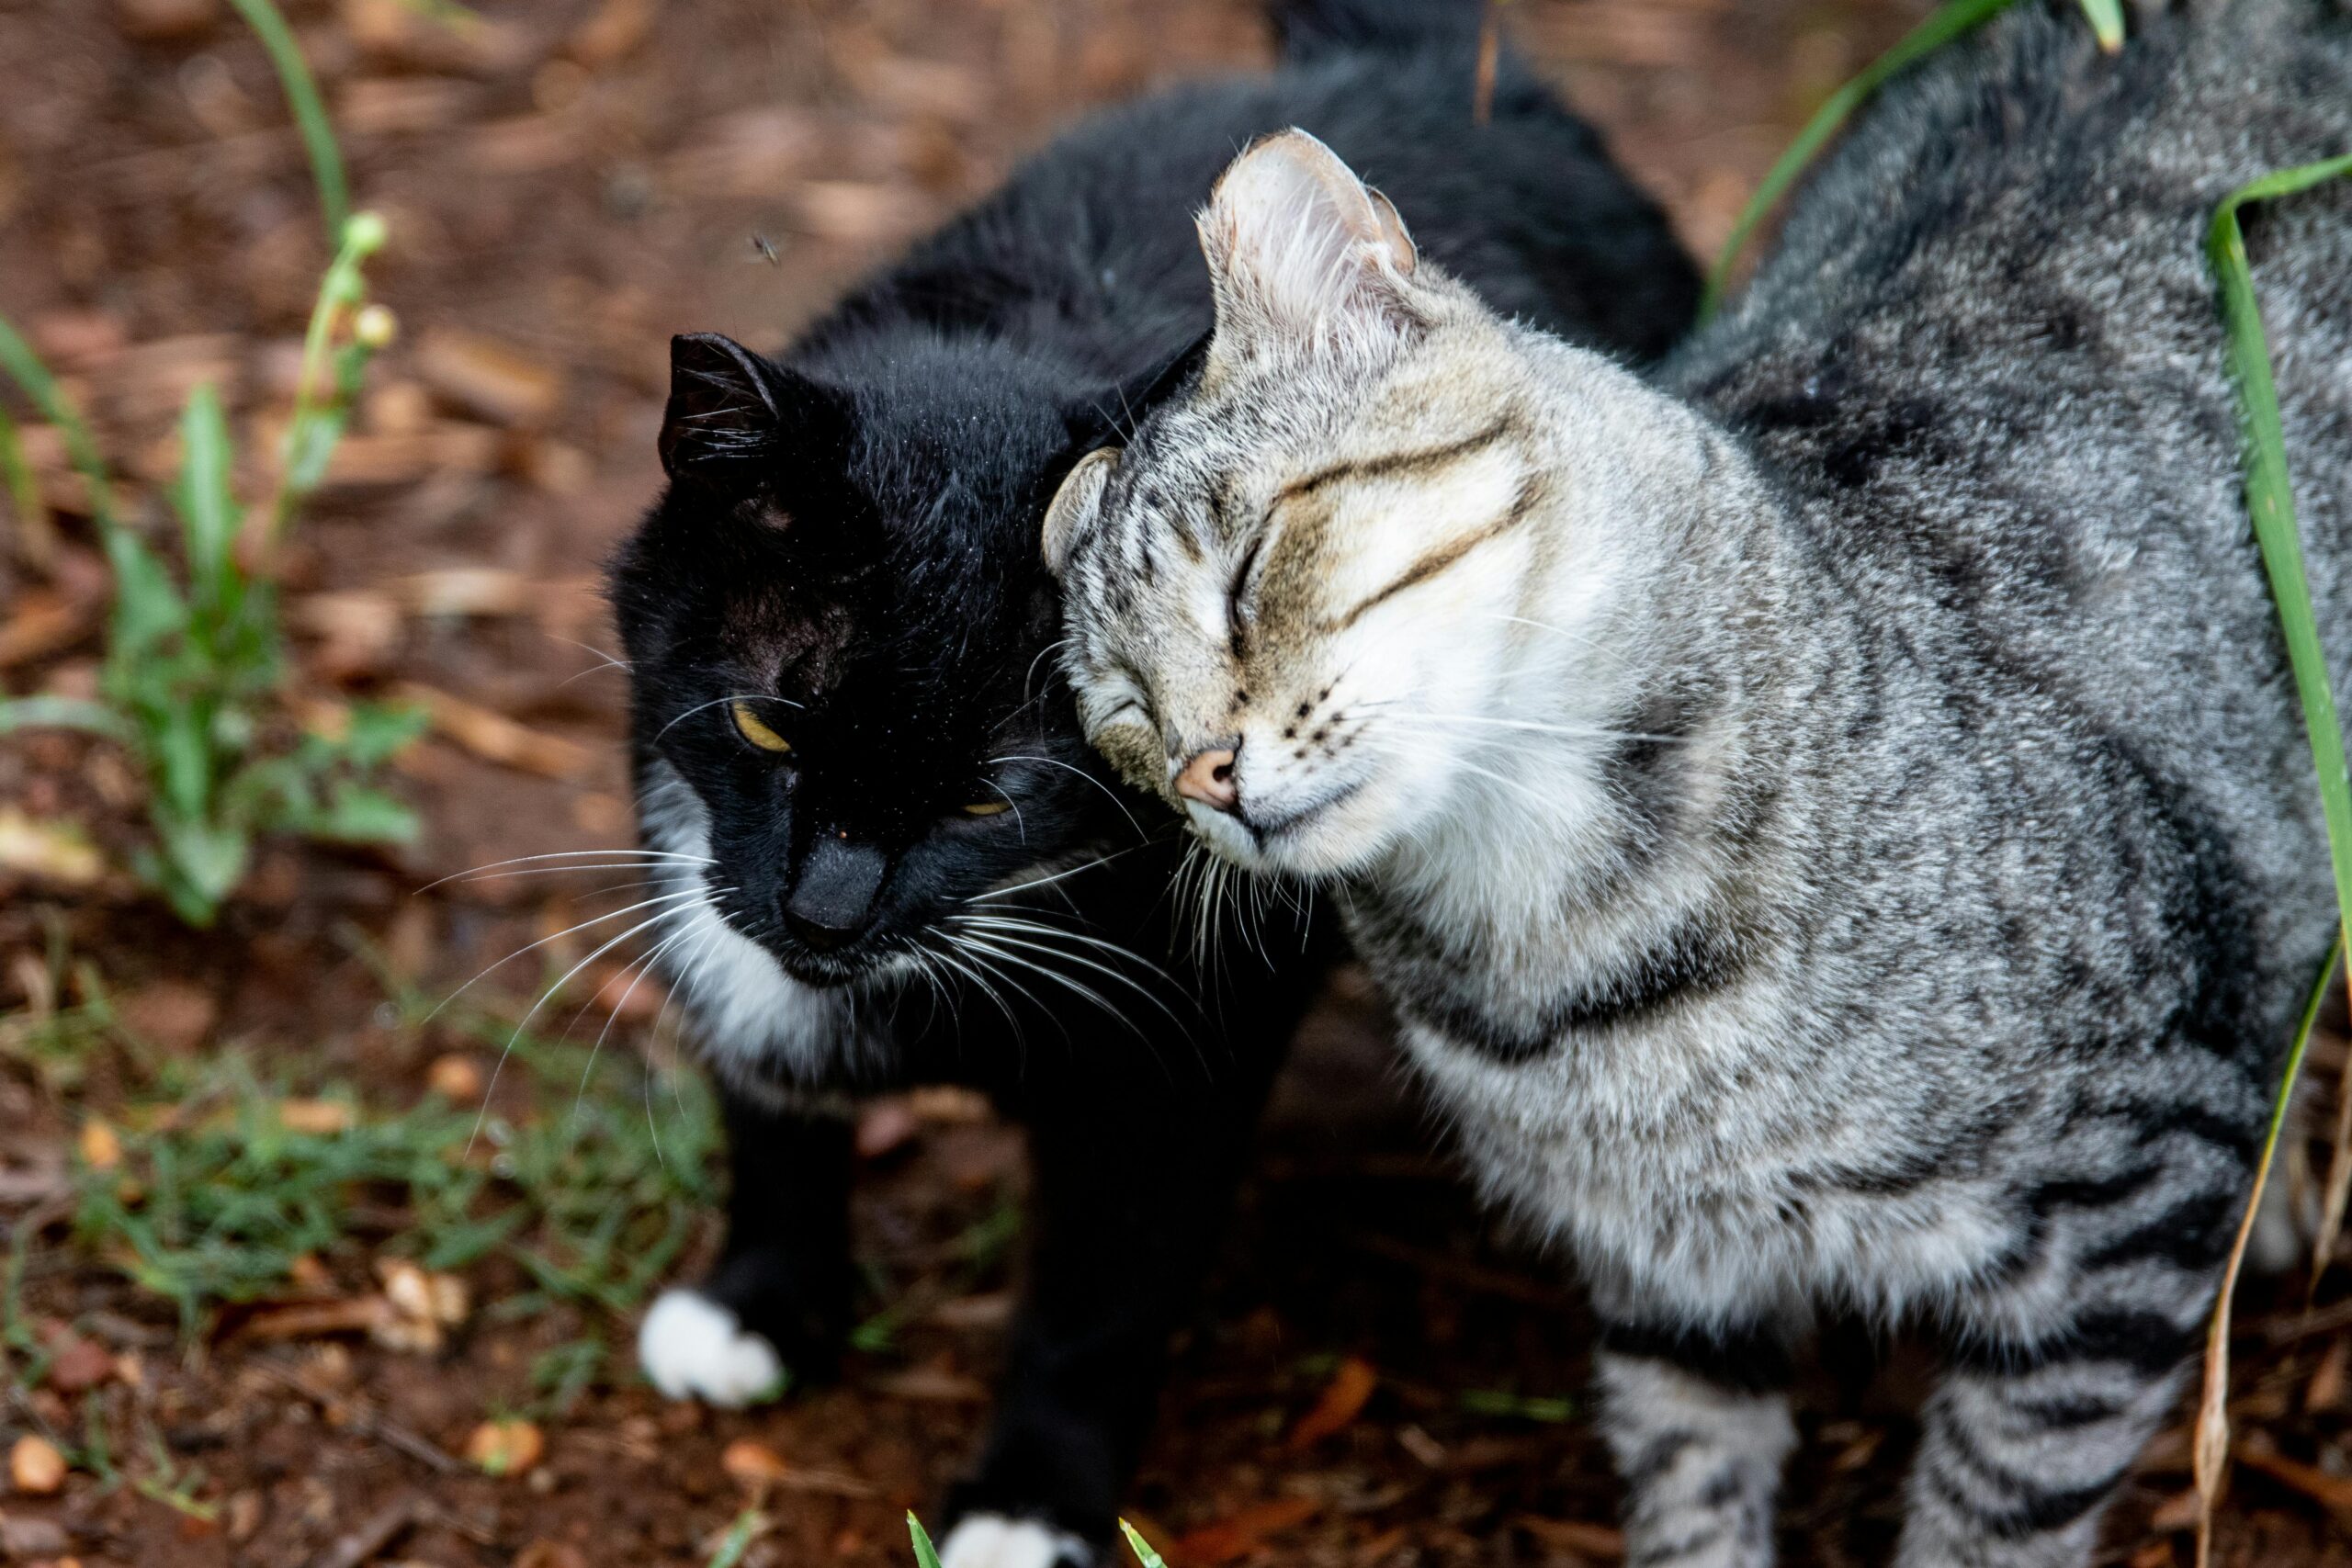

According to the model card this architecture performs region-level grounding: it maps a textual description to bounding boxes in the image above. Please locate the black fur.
[607,2,1697,1553]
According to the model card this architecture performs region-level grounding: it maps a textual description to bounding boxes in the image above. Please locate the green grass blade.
[2209,155,2352,945]
[225,0,350,240]
[0,696,135,741]
[2194,154,2352,1546]
[1702,0,2022,321]
[2075,0,2124,51]
[0,401,53,568]
[175,386,242,610]
[1118,1520,1170,1568]
[908,1513,945,1568]
[0,314,121,536]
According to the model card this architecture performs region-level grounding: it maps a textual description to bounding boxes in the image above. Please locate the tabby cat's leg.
[1594,1320,1799,1568]
[1896,1156,2240,1567]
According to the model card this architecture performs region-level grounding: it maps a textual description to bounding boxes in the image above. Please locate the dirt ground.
[4,1,2351,1565]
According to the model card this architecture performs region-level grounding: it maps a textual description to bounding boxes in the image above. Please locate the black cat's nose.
[1176,745,1239,813]
[783,834,888,953]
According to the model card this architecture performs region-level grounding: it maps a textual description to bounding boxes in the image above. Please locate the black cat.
[606,3,1697,1562]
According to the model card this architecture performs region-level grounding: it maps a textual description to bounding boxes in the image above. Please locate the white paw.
[938,1515,1091,1568]
[638,1288,786,1406]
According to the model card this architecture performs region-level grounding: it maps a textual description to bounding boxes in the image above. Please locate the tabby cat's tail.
[1268,0,1487,62]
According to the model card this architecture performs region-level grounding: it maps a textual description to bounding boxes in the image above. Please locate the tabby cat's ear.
[1197,129,1419,353]
[1042,446,1118,578]
[660,333,846,497]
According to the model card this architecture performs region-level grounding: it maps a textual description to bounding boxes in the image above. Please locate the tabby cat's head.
[1046,131,1566,879]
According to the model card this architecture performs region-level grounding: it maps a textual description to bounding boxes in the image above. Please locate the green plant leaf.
[311,785,419,844]
[2209,154,2352,950]
[1702,0,2024,320]
[174,385,243,613]
[100,528,188,666]
[1117,1520,1171,1568]
[0,696,134,741]
[2195,154,2352,1545]
[907,1514,945,1568]
[2075,0,2124,51]
[0,400,52,566]
[225,0,349,240]
[0,313,121,536]
[338,702,429,767]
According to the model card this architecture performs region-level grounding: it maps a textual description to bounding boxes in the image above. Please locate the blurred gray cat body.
[1044,5,2352,1564]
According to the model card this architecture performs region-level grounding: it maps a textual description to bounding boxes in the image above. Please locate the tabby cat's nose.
[1176,746,1240,813]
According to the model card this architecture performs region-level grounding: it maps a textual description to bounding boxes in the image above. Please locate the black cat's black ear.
[1065,327,1215,451]
[660,333,787,488]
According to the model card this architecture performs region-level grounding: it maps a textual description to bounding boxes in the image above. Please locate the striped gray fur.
[1042,5,2352,1564]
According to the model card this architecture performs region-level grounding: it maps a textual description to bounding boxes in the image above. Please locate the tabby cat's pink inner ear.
[1199,129,1418,344]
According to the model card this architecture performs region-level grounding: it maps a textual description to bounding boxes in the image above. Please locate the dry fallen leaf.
[1287,1356,1378,1450]
[0,807,106,887]
[513,1540,587,1568]
[0,592,91,669]
[9,1434,66,1496]
[415,329,563,427]
[465,1418,545,1477]
[568,0,657,65]
[118,979,219,1053]
[1515,1515,1625,1560]
[1173,1496,1319,1566]
[393,682,593,780]
[76,1119,122,1171]
[425,1054,485,1101]
[721,1438,792,1489]
[277,1100,355,1136]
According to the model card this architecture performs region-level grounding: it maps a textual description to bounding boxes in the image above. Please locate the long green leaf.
[2195,154,2352,1561]
[175,386,243,612]
[1118,1521,1170,1568]
[225,0,349,239]
[0,314,121,536]
[0,401,53,568]
[1702,0,2023,320]
[0,696,135,741]
[907,1514,945,1568]
[2075,0,2124,52]
[2210,155,2352,948]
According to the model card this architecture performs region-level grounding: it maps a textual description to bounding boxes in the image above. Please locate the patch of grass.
[64,975,721,1381]
[0,8,419,926]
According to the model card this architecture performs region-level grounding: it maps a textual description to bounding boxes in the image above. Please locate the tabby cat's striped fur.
[1043,5,2352,1563]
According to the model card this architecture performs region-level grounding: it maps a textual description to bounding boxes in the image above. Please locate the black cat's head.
[609,331,1183,998]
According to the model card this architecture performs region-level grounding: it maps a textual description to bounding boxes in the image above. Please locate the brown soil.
[2,2,2348,1566]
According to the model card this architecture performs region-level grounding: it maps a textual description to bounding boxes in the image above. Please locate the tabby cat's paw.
[637,1288,786,1406]
[938,1516,1094,1568]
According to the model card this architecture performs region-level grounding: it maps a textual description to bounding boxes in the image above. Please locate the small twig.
[305,1495,420,1568]
[248,1356,461,1473]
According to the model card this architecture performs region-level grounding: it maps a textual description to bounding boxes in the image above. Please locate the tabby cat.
[605,3,1697,1562]
[1044,6,2352,1563]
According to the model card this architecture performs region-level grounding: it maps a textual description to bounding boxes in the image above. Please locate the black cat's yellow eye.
[729,701,792,753]
[961,800,1013,818]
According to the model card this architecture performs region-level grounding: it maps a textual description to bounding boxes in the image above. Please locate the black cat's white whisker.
[423,886,713,1028]
[653,692,802,744]
[986,753,1149,842]
[417,848,711,895]
[469,891,734,1153]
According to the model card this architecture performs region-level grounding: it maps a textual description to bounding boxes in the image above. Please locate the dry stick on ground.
[304,1495,422,1568]
[2313,1042,2352,1303]
[247,1355,461,1473]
